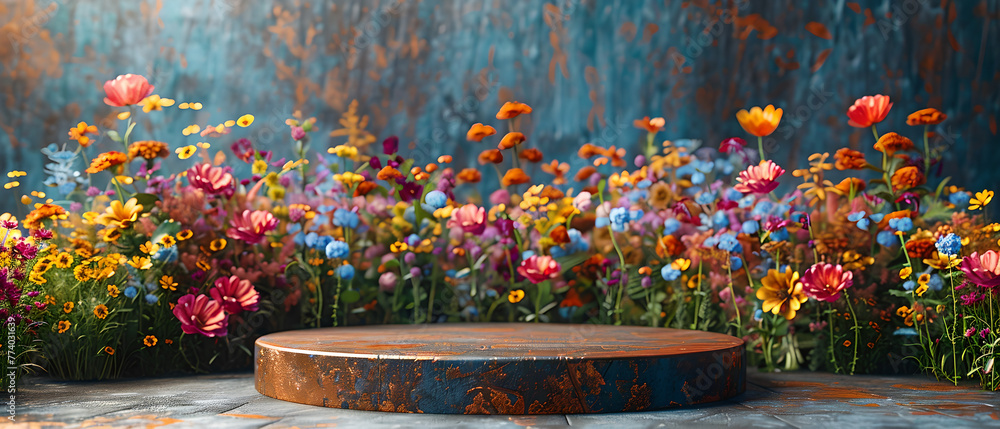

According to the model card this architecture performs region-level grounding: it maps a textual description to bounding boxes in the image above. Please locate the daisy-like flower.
[735,105,782,137]
[508,289,526,303]
[756,269,808,320]
[969,190,993,211]
[734,160,785,195]
[95,198,143,231]
[57,320,71,333]
[172,294,228,337]
[226,210,279,244]
[873,132,914,155]
[144,335,158,347]
[846,94,892,128]
[128,140,169,160]
[138,94,175,113]
[93,304,109,319]
[800,263,853,302]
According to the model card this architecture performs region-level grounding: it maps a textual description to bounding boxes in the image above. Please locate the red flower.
[187,163,235,197]
[718,137,747,154]
[172,294,228,337]
[734,160,785,195]
[800,263,853,302]
[446,204,486,234]
[209,275,259,314]
[227,210,278,244]
[517,255,560,284]
[846,94,892,128]
[103,74,154,107]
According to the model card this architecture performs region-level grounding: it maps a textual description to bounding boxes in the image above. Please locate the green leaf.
[934,176,952,199]
[132,193,160,211]
[340,289,361,304]
[107,130,122,142]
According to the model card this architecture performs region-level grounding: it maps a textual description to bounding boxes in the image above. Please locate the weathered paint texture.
[1,0,998,213]
[254,323,746,413]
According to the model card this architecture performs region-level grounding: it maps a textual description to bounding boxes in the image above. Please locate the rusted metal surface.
[254,323,746,414]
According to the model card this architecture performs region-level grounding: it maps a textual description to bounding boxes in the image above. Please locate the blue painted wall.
[1,0,998,213]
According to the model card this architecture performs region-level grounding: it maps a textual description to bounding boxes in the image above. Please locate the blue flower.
[724,188,743,202]
[695,191,716,205]
[145,294,159,304]
[521,250,536,260]
[949,191,970,209]
[152,246,178,263]
[609,207,630,232]
[928,274,944,291]
[877,230,898,247]
[741,220,759,234]
[325,240,350,259]
[629,209,644,222]
[661,265,681,281]
[847,211,866,222]
[712,211,729,229]
[663,218,681,235]
[690,171,706,185]
[702,235,720,248]
[333,209,359,229]
[124,286,138,298]
[893,328,918,336]
[730,256,743,270]
[855,218,870,230]
[425,190,448,209]
[717,233,741,253]
[636,179,652,189]
[935,233,961,256]
[902,280,916,291]
[335,264,355,280]
[751,201,774,218]
[888,217,913,232]
[754,309,763,321]
[770,228,789,242]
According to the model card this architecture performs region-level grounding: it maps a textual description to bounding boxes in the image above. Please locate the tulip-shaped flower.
[517,255,560,284]
[103,74,155,107]
[960,250,1000,289]
[846,94,892,128]
[800,263,853,302]
[172,294,228,337]
[734,160,785,195]
[187,163,235,197]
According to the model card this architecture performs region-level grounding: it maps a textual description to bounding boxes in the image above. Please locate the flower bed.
[0,74,996,390]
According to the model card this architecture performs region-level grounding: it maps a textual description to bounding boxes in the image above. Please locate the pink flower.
[172,294,228,337]
[517,255,560,284]
[447,204,487,234]
[227,210,278,244]
[959,251,1000,289]
[209,275,259,314]
[800,263,853,302]
[103,74,154,107]
[573,192,593,211]
[734,160,785,195]
[187,163,235,197]
[846,94,892,128]
[379,272,398,292]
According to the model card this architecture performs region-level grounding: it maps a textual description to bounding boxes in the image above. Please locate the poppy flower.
[800,263,853,302]
[172,294,229,337]
[633,116,665,133]
[734,160,785,194]
[873,132,914,154]
[517,255,560,284]
[466,123,497,142]
[496,101,532,120]
[456,168,482,183]
[103,74,154,107]
[906,108,947,126]
[498,132,526,150]
[209,275,260,314]
[478,149,504,165]
[518,148,543,163]
[501,168,531,187]
[846,94,892,128]
[85,151,128,174]
[735,105,782,137]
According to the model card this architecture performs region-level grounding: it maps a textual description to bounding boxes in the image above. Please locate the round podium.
[255,323,745,414]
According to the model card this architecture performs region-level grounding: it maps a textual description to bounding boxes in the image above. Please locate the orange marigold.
[353,181,377,197]
[518,148,543,163]
[456,168,482,183]
[478,149,504,165]
[128,140,169,160]
[549,225,570,244]
[86,151,128,174]
[873,132,914,154]
[891,165,925,192]
[906,108,947,126]
[24,204,67,230]
[501,168,530,187]
[466,123,497,142]
[578,143,605,159]
[377,166,403,181]
[496,101,532,120]
[833,177,866,194]
[834,148,866,170]
[498,132,526,150]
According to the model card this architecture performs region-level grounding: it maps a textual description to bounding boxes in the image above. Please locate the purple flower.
[291,126,306,141]
[382,136,399,155]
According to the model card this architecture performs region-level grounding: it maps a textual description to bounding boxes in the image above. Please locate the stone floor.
[13,370,1000,428]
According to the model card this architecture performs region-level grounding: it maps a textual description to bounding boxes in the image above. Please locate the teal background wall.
[1,0,998,212]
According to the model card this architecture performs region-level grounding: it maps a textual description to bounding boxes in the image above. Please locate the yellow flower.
[95,198,143,231]
[94,304,109,319]
[209,238,227,252]
[139,94,175,113]
[54,252,74,268]
[756,269,808,320]
[176,145,197,160]
[917,273,931,286]
[177,230,193,241]
[178,102,203,110]
[128,256,152,270]
[237,114,254,127]
[182,124,201,136]
[139,241,160,254]
[144,335,158,347]
[899,266,913,279]
[736,105,783,137]
[63,301,74,314]
[508,289,525,303]
[158,235,176,248]
[671,258,692,271]
[160,275,177,291]
[108,285,121,298]
[390,241,408,253]
[969,190,993,210]
[252,159,268,175]
[57,320,71,334]
[104,346,115,355]
[924,251,960,270]
[915,283,929,297]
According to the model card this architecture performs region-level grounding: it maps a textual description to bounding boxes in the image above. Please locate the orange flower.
[466,123,497,142]
[518,148,543,163]
[549,225,570,244]
[86,151,128,174]
[498,132,526,150]
[891,165,925,192]
[833,177,866,194]
[24,204,67,230]
[128,140,169,160]
[834,148,866,170]
[633,116,665,133]
[457,168,482,183]
[68,122,99,147]
[478,149,504,165]
[541,160,570,185]
[377,166,403,181]
[578,143,605,159]
[873,132,914,154]
[846,94,892,128]
[574,166,597,182]
[605,146,627,167]
[353,181,377,197]
[496,101,532,120]
[878,210,913,230]
[735,105,782,137]
[906,108,947,126]
[501,168,531,187]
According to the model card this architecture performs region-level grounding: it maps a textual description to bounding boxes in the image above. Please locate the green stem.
[727,264,742,338]
[757,136,764,162]
[692,260,702,330]
[843,290,860,375]
[828,303,842,373]
[922,124,931,175]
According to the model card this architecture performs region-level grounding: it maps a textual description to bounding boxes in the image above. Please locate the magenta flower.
[959,251,1000,289]
[800,263,853,302]
[734,160,785,195]
[187,163,235,197]
[517,255,561,284]
[172,294,228,337]
[209,275,260,314]
[227,210,278,244]
[447,204,487,235]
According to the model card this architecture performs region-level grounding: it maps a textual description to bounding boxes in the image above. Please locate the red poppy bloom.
[103,74,154,107]
[846,94,892,128]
